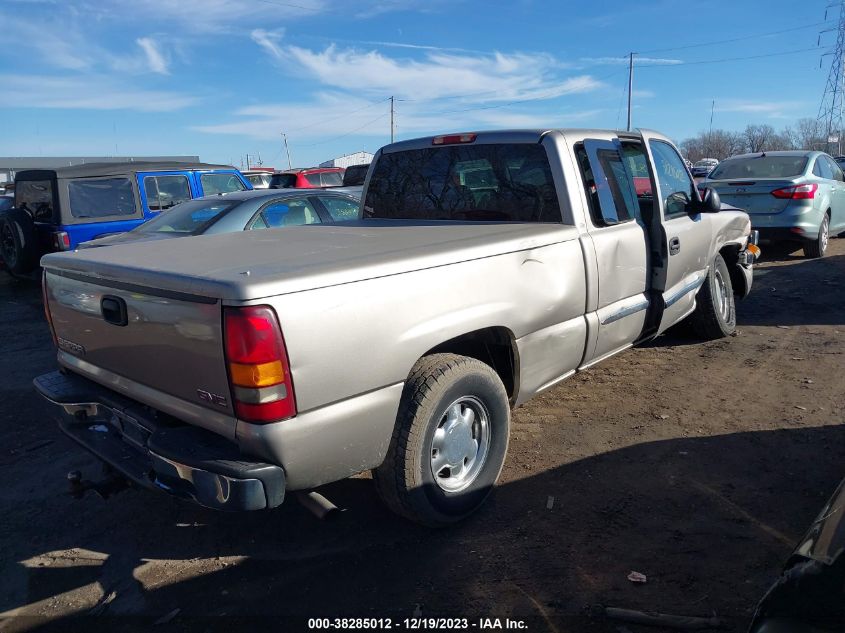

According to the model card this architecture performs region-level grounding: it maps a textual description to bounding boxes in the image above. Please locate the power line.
[286,97,390,134]
[636,20,833,54]
[299,112,390,147]
[636,46,821,67]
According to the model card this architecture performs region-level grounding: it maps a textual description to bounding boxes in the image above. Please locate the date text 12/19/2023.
[307,618,529,630]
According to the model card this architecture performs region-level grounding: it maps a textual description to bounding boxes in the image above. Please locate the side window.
[304,173,322,187]
[575,141,639,226]
[812,159,826,178]
[249,198,322,230]
[827,156,844,181]
[201,173,247,195]
[68,178,136,218]
[821,156,839,181]
[144,175,192,211]
[649,140,696,219]
[319,196,360,221]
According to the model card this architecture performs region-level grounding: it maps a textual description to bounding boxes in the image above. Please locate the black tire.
[373,353,510,526]
[689,253,736,340]
[803,212,830,259]
[0,209,38,275]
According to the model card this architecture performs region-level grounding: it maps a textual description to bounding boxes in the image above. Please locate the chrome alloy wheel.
[430,396,491,493]
[714,268,730,322]
[821,215,830,254]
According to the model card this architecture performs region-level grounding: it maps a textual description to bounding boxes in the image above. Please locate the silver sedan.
[79,188,361,249]
[701,150,845,258]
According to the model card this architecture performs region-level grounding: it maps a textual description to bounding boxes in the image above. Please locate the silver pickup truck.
[35,129,758,525]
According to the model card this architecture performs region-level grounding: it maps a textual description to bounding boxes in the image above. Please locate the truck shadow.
[646,252,845,350]
[8,423,844,632]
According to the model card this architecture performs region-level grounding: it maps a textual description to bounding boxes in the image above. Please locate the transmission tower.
[818,1,845,155]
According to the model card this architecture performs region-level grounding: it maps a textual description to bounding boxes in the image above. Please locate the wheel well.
[423,327,519,403]
[720,243,744,297]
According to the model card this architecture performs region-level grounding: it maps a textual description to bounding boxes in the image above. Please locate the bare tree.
[744,124,775,153]
[795,118,823,150]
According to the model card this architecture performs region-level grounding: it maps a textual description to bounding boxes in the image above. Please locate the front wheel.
[373,353,510,526]
[803,212,830,259]
[689,253,736,340]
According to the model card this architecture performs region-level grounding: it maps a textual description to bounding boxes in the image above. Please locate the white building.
[319,151,374,169]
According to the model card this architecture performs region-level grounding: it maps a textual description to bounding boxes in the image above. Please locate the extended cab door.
[639,133,712,333]
[575,138,651,364]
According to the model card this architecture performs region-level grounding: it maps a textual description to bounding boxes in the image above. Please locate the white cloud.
[251,29,285,61]
[137,37,169,75]
[261,44,588,101]
[0,74,199,112]
[582,56,683,66]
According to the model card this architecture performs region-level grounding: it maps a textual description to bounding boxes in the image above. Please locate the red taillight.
[771,183,817,199]
[224,306,296,423]
[432,133,477,145]
[51,231,70,251]
[41,270,57,346]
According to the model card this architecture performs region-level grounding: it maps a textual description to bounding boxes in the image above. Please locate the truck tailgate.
[44,269,235,426]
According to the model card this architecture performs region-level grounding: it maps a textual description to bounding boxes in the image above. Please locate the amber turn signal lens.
[229,360,285,388]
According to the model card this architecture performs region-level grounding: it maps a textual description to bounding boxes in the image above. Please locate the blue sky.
[0,0,835,168]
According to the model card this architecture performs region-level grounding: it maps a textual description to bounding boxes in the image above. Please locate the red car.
[269,168,344,189]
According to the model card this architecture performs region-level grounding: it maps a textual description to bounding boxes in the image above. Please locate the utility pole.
[390,96,395,143]
[817,1,845,155]
[245,153,251,170]
[281,133,292,169]
[708,99,715,156]
[626,53,635,131]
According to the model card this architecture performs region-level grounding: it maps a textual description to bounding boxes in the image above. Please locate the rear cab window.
[67,178,136,219]
[15,179,56,222]
[363,143,562,222]
[200,172,247,195]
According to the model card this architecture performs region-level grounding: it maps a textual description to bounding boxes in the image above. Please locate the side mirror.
[694,187,721,213]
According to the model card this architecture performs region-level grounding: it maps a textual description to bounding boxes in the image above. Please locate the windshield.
[709,155,809,180]
[363,143,562,222]
[133,198,237,234]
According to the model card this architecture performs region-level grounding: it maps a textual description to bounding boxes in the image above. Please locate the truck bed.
[40,221,573,301]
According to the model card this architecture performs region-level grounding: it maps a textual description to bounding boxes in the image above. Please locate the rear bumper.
[34,370,285,511]
[749,204,823,240]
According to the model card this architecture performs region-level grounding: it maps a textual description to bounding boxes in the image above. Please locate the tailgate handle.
[101,296,128,327]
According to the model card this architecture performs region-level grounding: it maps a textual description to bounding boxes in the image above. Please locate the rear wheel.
[689,253,736,340]
[803,212,830,259]
[0,209,38,275]
[373,353,510,526]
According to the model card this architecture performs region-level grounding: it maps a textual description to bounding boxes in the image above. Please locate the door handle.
[669,237,681,255]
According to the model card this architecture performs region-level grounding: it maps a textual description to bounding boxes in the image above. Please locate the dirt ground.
[1,239,843,633]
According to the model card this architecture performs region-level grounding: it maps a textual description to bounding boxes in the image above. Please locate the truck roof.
[380,128,665,153]
[15,161,236,180]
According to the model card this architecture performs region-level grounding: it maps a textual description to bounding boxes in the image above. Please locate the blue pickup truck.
[0,162,251,275]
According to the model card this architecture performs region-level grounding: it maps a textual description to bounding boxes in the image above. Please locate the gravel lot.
[1,239,843,632]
